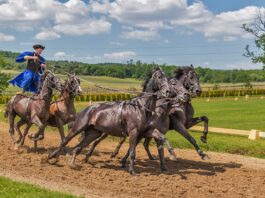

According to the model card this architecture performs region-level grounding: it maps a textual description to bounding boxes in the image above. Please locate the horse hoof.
[148,156,157,160]
[120,163,126,169]
[201,154,209,160]
[110,153,117,158]
[47,157,58,165]
[69,164,81,170]
[28,134,44,141]
[169,155,177,162]
[14,144,19,151]
[129,170,136,176]
[200,136,207,144]
[82,158,89,163]
[161,166,169,172]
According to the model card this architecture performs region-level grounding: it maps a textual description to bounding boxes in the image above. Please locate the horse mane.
[142,67,161,92]
[174,65,194,79]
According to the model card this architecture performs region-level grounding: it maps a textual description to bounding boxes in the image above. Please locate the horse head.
[168,78,189,104]
[174,64,201,98]
[142,67,170,98]
[42,70,62,92]
[65,74,82,96]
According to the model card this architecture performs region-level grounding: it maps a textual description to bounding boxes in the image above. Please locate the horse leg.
[84,133,108,162]
[111,136,126,158]
[186,116,209,143]
[128,130,139,176]
[18,123,32,147]
[146,129,169,171]
[69,129,102,169]
[28,115,45,141]
[120,135,142,169]
[155,139,168,171]
[48,124,87,161]
[56,118,67,154]
[144,136,177,161]
[8,111,16,145]
[14,118,26,144]
[174,122,208,160]
[143,138,156,160]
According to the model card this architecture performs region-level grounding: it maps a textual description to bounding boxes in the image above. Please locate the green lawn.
[192,96,265,130]
[166,131,265,159]
[0,176,78,198]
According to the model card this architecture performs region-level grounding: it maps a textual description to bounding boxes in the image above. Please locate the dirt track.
[1,123,265,198]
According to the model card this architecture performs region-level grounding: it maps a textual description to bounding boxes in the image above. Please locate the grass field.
[0,176,78,198]
[73,96,265,131]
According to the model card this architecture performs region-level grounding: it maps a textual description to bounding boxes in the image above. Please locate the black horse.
[83,77,190,170]
[48,67,171,175]
[100,65,209,161]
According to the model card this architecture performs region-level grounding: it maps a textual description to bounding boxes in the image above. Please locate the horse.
[83,77,190,169]
[48,67,170,175]
[14,74,82,148]
[99,65,209,161]
[166,65,209,160]
[4,71,62,149]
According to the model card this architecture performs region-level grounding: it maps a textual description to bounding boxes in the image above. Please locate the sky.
[0,0,264,70]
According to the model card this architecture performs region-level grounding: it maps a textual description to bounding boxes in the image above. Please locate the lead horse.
[4,71,62,148]
[83,77,189,166]
[48,67,170,175]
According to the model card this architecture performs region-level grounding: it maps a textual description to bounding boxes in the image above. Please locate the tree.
[242,10,265,67]
[0,72,9,94]
[0,56,10,94]
[0,55,7,68]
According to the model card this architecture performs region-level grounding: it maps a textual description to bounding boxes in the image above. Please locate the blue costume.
[9,52,45,93]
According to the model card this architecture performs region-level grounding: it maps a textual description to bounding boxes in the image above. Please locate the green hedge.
[1,89,265,104]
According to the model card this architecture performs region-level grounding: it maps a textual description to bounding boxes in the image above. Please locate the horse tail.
[4,96,15,118]
[4,108,9,118]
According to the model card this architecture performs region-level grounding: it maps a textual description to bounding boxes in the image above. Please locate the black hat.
[33,44,45,50]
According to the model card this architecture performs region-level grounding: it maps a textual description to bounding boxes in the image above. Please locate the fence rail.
[191,126,264,140]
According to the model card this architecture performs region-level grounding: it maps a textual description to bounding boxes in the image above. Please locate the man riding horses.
[9,44,46,93]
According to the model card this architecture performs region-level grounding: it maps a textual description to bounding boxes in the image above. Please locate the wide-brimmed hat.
[33,44,45,50]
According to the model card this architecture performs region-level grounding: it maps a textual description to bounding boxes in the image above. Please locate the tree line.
[0,50,264,83]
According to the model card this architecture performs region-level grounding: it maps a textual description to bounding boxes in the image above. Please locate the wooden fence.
[191,126,264,140]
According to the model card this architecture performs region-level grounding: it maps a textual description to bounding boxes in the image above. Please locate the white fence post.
[248,129,260,140]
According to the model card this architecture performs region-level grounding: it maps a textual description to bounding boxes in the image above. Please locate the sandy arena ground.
[0,122,265,198]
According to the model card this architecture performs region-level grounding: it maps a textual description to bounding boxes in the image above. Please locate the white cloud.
[121,30,159,41]
[104,0,265,40]
[0,0,111,36]
[54,19,111,35]
[54,51,66,58]
[104,51,136,59]
[35,30,61,40]
[0,0,264,41]
[0,32,15,41]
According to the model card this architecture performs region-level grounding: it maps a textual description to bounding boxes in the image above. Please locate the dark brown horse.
[48,67,170,175]
[84,78,189,167]
[4,71,62,148]
[14,74,82,148]
[97,65,209,161]
[42,74,82,142]
[143,65,208,160]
